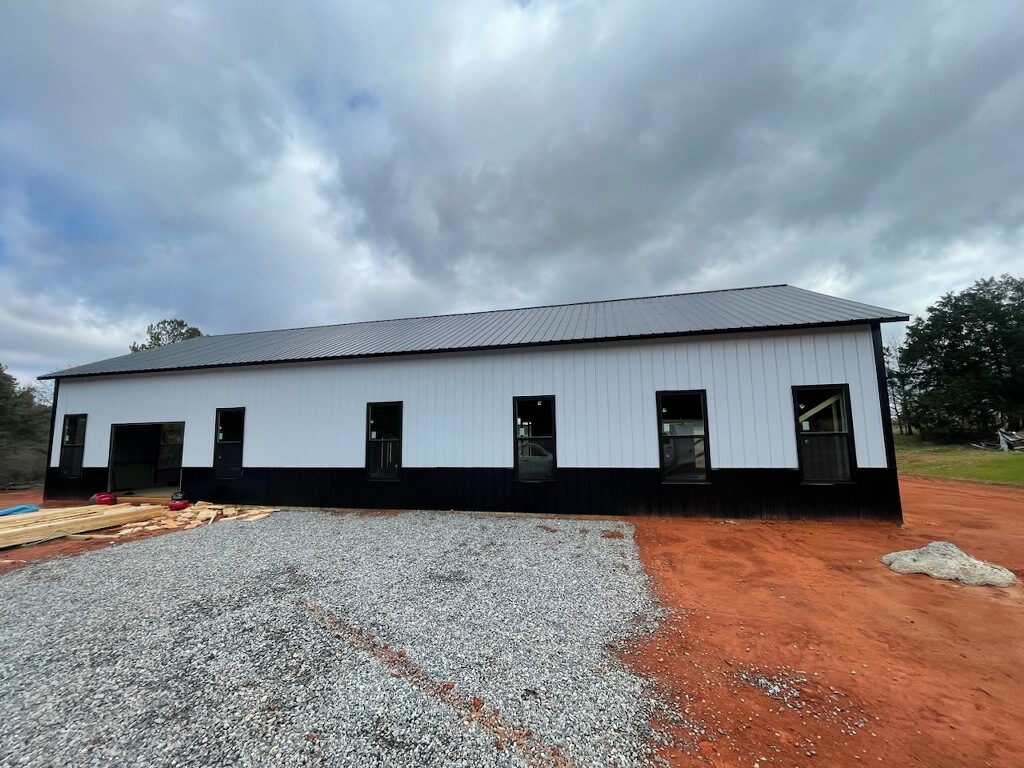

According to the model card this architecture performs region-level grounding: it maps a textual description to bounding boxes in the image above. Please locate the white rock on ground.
[881,540,1017,587]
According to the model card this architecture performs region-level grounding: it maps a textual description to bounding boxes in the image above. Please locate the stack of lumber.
[0,503,167,549]
[112,501,281,537]
[1,501,283,549]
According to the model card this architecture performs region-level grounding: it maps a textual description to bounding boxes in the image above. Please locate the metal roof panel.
[42,284,908,379]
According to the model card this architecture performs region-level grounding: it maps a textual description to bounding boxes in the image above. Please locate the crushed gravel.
[0,510,663,767]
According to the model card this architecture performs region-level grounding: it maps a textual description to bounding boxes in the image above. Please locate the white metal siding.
[51,325,888,471]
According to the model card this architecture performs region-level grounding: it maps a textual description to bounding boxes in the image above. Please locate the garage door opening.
[108,422,184,495]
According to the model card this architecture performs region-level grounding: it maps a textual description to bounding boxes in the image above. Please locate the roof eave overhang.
[39,316,910,381]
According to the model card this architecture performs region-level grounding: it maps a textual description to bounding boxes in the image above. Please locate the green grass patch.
[894,433,1024,486]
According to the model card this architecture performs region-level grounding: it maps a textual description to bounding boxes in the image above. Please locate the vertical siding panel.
[727,339,745,467]
[444,356,456,467]
[842,331,864,467]
[562,349,577,467]
[639,343,656,468]
[599,347,615,467]
[852,330,884,467]
[761,337,784,468]
[590,349,605,467]
[564,348,576,468]
[582,351,596,467]
[616,347,632,467]
[54,326,885,478]
[708,342,727,467]
[476,355,485,468]
[736,340,754,468]
[744,339,766,467]
[799,335,814,383]
[817,334,833,383]
[626,345,641,467]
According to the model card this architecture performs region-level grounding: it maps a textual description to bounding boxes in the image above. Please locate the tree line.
[1,283,1020,488]
[886,275,1023,441]
[0,365,52,487]
[0,319,203,487]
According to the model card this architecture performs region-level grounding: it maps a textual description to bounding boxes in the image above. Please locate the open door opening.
[108,422,184,495]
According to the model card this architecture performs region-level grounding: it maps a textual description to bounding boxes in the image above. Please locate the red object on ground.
[167,500,189,511]
[90,492,117,505]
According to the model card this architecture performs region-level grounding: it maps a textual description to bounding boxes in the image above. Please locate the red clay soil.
[626,476,1024,768]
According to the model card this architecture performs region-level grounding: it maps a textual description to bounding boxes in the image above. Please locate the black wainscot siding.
[178,466,902,522]
[43,467,109,501]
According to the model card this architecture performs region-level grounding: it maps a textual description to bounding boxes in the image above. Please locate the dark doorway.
[514,396,556,481]
[214,408,245,480]
[108,422,184,492]
[60,414,87,479]
[366,402,402,480]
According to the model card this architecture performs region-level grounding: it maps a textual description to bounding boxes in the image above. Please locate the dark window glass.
[214,408,244,479]
[794,386,852,482]
[161,423,184,445]
[217,409,244,443]
[657,392,708,482]
[158,423,185,471]
[63,415,87,447]
[367,402,402,479]
[60,414,87,479]
[515,397,555,481]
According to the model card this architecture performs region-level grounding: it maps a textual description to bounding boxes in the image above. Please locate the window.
[213,408,244,480]
[60,414,87,479]
[514,396,555,481]
[158,423,184,472]
[366,402,402,479]
[157,422,185,486]
[657,391,709,482]
[793,385,854,482]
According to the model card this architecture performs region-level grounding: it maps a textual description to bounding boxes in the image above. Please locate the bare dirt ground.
[627,476,1024,767]
[2,478,1021,766]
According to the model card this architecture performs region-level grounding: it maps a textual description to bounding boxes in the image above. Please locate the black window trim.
[213,407,246,480]
[365,400,403,481]
[512,394,557,483]
[791,383,858,485]
[655,390,712,484]
[59,413,87,479]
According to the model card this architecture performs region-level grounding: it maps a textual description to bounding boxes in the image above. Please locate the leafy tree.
[130,318,203,352]
[0,364,52,486]
[901,275,1023,440]
[883,336,913,435]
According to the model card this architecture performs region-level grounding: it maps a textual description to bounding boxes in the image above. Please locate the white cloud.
[0,0,1021,380]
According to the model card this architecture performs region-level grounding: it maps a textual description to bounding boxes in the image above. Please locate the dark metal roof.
[42,284,908,380]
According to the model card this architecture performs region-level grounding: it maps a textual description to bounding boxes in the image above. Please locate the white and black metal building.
[41,285,908,520]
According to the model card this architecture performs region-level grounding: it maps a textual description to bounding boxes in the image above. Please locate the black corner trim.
[42,379,61,498]
[870,323,900,474]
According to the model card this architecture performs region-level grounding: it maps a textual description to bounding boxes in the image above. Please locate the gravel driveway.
[0,510,662,767]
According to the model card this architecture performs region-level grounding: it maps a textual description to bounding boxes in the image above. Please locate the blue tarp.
[0,504,40,517]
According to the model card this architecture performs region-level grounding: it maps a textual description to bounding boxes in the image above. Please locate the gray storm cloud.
[0,1,1022,383]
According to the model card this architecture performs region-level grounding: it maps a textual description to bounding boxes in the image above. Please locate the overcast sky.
[1,2,1022,384]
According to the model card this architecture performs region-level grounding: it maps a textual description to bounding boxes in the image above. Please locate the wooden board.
[0,504,134,530]
[0,505,168,549]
